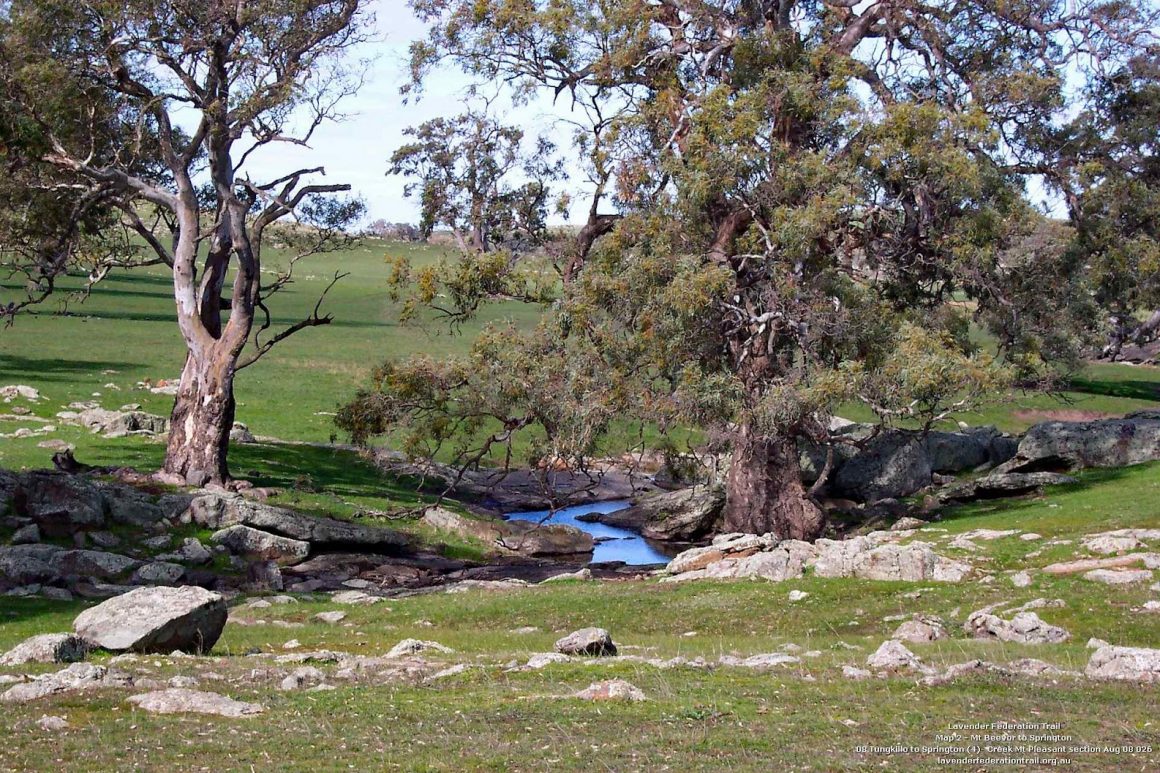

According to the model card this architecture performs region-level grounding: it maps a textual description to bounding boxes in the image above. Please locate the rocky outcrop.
[803,425,1018,502]
[73,585,228,654]
[186,493,408,554]
[574,679,646,701]
[663,530,971,583]
[892,616,948,643]
[421,507,592,557]
[2,471,189,540]
[999,411,1160,472]
[576,486,724,541]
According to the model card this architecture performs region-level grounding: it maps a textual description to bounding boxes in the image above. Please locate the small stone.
[387,639,453,658]
[37,715,69,731]
[573,679,645,702]
[313,611,346,625]
[526,652,571,669]
[891,517,927,531]
[282,639,301,650]
[842,665,872,680]
[331,590,382,605]
[787,590,809,602]
[167,676,199,688]
[1010,570,1033,588]
[279,666,324,691]
[1087,638,1111,650]
[555,627,616,657]
[1020,533,1043,541]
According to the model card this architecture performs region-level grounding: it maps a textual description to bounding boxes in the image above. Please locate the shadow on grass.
[0,354,146,383]
[229,442,430,508]
[934,464,1144,527]
[1067,376,1160,402]
[0,596,88,636]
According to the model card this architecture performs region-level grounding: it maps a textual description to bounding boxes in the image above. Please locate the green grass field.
[3,238,1159,474]
[1,464,1159,770]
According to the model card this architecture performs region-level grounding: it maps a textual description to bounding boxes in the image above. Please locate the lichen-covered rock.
[866,640,925,671]
[555,627,617,656]
[1085,646,1160,683]
[74,585,227,654]
[1083,568,1153,585]
[963,609,1069,644]
[892,616,947,644]
[0,633,89,666]
[386,639,453,658]
[1003,413,1160,472]
[131,562,185,586]
[0,663,111,704]
[126,688,263,717]
[211,524,311,565]
[573,679,645,701]
[188,493,408,553]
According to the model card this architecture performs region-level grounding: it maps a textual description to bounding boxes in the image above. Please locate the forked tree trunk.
[163,348,237,486]
[722,427,825,541]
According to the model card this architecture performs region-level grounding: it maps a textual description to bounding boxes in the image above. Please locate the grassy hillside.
[2,236,1159,479]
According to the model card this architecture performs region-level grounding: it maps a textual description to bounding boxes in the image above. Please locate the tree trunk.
[722,427,825,541]
[162,348,237,486]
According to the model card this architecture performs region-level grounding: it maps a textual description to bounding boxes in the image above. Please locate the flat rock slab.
[1083,568,1153,585]
[127,688,264,717]
[1042,554,1159,575]
[188,494,409,553]
[74,585,227,654]
[573,679,646,701]
[0,663,112,704]
[1085,646,1160,683]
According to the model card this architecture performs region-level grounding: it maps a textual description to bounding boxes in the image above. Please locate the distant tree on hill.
[0,0,370,485]
[368,220,423,242]
[342,0,1157,540]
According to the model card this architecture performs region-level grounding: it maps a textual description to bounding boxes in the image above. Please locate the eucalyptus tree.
[344,0,1156,539]
[0,0,370,484]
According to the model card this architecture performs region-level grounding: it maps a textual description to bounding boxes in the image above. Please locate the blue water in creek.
[504,500,673,566]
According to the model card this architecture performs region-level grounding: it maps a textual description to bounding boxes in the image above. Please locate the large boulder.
[924,427,1017,473]
[555,627,617,656]
[210,524,311,565]
[73,585,227,654]
[499,519,594,556]
[577,487,724,541]
[187,494,408,553]
[0,544,62,585]
[1085,645,1160,683]
[831,431,932,502]
[1002,412,1160,472]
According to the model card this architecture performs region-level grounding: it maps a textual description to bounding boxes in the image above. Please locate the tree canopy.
[341,0,1159,539]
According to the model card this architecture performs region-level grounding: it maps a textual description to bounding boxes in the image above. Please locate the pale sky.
[237,0,580,225]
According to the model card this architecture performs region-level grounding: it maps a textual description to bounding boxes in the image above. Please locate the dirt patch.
[1012,409,1122,423]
